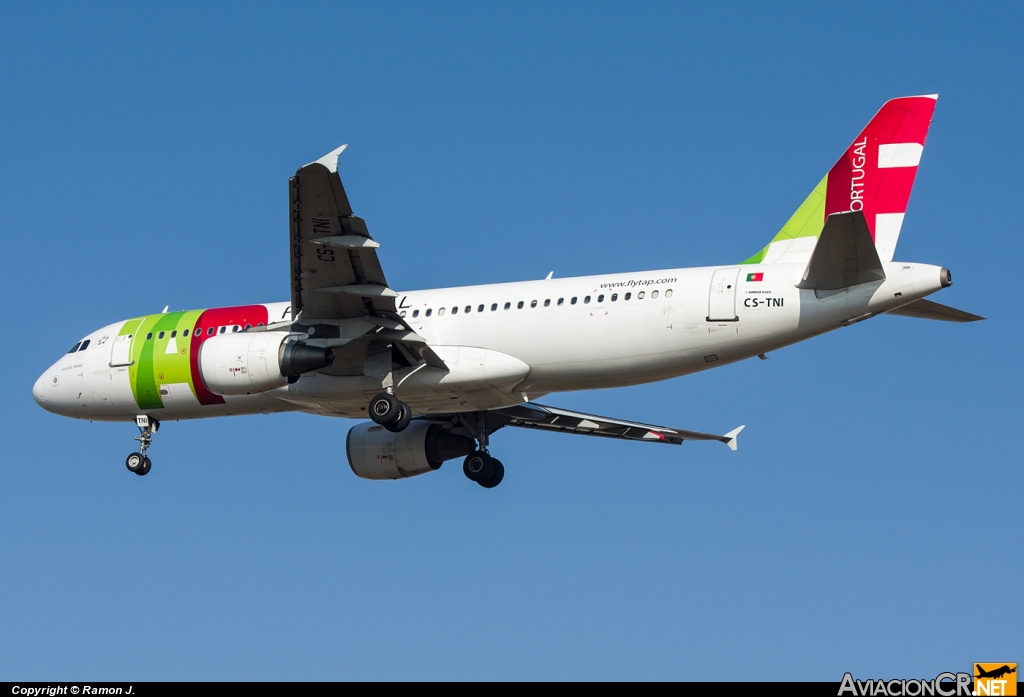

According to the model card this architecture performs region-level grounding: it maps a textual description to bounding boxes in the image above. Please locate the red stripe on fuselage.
[189,305,271,406]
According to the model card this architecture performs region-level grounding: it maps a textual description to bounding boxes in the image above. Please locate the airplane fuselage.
[33,259,949,423]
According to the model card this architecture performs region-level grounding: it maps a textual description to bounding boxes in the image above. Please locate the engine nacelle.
[347,421,475,480]
[199,332,334,396]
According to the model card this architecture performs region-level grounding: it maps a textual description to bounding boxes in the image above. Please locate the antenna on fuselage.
[544,271,553,280]
[161,305,169,313]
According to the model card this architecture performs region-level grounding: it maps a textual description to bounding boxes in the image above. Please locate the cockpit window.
[67,342,82,354]
[78,339,90,351]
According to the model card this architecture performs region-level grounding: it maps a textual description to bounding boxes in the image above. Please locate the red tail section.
[824,95,937,260]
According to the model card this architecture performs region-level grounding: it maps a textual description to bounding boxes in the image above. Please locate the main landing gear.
[459,413,505,489]
[126,414,158,476]
[463,451,505,489]
[369,389,412,433]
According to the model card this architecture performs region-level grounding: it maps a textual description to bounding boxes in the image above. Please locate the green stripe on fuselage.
[128,310,204,410]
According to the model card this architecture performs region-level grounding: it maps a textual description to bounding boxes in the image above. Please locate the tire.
[382,403,412,433]
[369,393,400,425]
[478,458,504,489]
[138,457,152,476]
[463,451,494,482]
[126,452,144,473]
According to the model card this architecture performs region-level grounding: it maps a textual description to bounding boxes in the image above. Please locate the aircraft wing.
[289,145,392,321]
[489,402,744,450]
[288,146,446,370]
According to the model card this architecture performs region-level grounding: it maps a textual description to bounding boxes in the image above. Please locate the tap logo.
[975,664,1017,696]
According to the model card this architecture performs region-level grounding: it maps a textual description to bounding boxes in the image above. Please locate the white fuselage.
[32,260,949,422]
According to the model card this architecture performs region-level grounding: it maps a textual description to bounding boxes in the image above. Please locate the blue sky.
[1,1,1020,680]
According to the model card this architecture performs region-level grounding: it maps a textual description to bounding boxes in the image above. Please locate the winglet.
[306,144,348,173]
[722,425,745,451]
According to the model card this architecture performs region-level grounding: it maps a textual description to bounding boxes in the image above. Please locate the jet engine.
[347,421,475,480]
[199,332,334,396]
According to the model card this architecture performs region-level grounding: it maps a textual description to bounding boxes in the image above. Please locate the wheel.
[369,393,400,425]
[478,458,504,489]
[138,457,152,476]
[463,451,494,482]
[382,402,412,432]
[126,452,144,474]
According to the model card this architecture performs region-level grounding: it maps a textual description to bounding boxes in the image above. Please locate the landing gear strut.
[460,412,505,489]
[369,389,412,433]
[126,414,157,476]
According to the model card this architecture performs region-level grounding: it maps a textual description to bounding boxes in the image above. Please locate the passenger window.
[611,294,618,302]
[478,305,484,312]
[557,298,564,306]
[466,306,472,314]
[399,311,406,318]
[158,331,165,339]
[170,330,177,338]
[438,308,446,316]
[244,324,251,330]
[219,327,226,334]
[544,299,551,307]
[584,296,591,304]
[452,307,458,315]
[233,325,241,332]
[258,323,265,327]
[530,300,537,308]
[491,303,497,311]
[571,297,577,305]
[517,301,524,309]
[412,309,420,318]
[504,302,511,310]
[665,289,673,297]
[597,294,605,303]
[183,329,189,337]
[624,292,631,300]
[426,309,433,317]
[146,333,153,340]
[637,291,645,299]
[651,290,659,299]
[207,327,215,335]
[68,342,82,353]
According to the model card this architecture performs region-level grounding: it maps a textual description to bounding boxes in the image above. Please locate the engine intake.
[347,421,474,480]
[199,332,333,396]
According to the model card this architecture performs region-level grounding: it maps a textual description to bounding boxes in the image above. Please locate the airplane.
[976,665,1016,680]
[32,94,982,489]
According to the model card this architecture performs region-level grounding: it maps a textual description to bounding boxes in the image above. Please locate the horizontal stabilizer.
[887,298,985,322]
[797,211,885,291]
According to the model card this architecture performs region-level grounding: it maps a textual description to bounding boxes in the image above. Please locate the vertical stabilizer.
[743,95,937,265]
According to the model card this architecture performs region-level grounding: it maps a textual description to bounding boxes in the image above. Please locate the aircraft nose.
[32,370,49,408]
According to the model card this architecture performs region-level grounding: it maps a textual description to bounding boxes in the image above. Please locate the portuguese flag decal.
[746,272,764,282]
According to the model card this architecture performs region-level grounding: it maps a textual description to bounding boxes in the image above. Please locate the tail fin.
[743,95,938,265]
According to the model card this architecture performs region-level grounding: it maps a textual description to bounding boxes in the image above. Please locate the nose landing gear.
[126,415,158,476]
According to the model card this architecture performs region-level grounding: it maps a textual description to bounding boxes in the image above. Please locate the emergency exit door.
[707,268,739,321]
